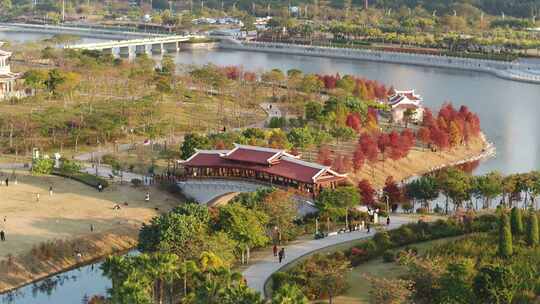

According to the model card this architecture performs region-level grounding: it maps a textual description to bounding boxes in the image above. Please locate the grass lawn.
[0,169,185,292]
[335,235,466,304]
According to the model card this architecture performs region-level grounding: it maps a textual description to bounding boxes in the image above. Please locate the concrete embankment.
[220,41,540,85]
[0,22,157,40]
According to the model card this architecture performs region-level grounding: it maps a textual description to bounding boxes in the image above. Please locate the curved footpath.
[242,215,415,296]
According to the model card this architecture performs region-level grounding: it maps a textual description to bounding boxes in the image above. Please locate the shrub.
[52,171,109,188]
[391,226,416,246]
[373,231,393,251]
[416,207,428,214]
[101,154,119,166]
[60,159,81,174]
[32,158,54,175]
[382,250,395,263]
[402,202,413,213]
[131,178,142,187]
[272,271,292,291]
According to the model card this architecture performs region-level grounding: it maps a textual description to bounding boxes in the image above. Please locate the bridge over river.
[64,35,207,56]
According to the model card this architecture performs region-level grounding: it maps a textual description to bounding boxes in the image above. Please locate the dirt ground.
[0,169,183,260]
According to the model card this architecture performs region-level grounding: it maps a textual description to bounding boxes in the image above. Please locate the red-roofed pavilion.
[180,144,346,197]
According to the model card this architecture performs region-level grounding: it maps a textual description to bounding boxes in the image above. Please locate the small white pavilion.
[0,41,23,100]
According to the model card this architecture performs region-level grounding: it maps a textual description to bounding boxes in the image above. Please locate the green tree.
[172,203,210,223]
[138,213,209,260]
[438,168,472,213]
[473,264,518,304]
[304,102,323,122]
[272,284,308,304]
[262,69,285,98]
[299,74,323,94]
[330,126,355,144]
[311,252,350,304]
[181,133,211,160]
[316,186,361,220]
[437,260,475,304]
[217,203,269,251]
[23,69,48,92]
[498,212,513,258]
[32,158,54,175]
[406,175,439,211]
[473,172,503,209]
[526,211,539,247]
[510,207,524,235]
[287,127,314,149]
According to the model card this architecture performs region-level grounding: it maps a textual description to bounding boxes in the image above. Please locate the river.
[0,29,539,303]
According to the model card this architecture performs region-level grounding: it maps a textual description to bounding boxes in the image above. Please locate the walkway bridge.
[177,178,317,216]
[64,35,206,56]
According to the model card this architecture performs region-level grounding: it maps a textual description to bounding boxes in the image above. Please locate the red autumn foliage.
[346,113,362,133]
[317,145,333,166]
[417,127,431,145]
[358,179,376,205]
[221,66,241,80]
[358,133,379,163]
[352,145,365,172]
[377,133,391,161]
[315,73,387,100]
[367,108,379,124]
[383,176,402,204]
[243,71,257,82]
[332,154,350,174]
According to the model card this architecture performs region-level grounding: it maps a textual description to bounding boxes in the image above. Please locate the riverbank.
[0,171,183,294]
[357,133,495,188]
[0,226,138,295]
[220,41,540,85]
[301,133,494,189]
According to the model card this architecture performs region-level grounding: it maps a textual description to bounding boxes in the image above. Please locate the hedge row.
[345,214,498,266]
[52,170,109,189]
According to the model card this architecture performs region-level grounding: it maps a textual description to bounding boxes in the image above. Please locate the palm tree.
[148,253,180,304]
[179,260,200,297]
[101,256,128,301]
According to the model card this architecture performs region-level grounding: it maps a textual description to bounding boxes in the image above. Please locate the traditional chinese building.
[387,89,425,124]
[180,144,347,197]
[0,42,23,100]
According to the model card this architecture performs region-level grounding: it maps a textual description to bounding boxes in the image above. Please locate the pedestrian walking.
[145,192,150,202]
[367,222,371,233]
[97,183,103,192]
[278,248,285,263]
[49,186,53,196]
[386,216,390,226]
[36,193,40,203]
[5,178,8,187]
[272,244,278,257]
[90,224,94,232]
[0,230,5,241]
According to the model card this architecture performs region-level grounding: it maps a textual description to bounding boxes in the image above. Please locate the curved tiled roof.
[181,144,345,184]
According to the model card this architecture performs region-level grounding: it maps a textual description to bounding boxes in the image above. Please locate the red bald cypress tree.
[317,145,333,166]
[346,113,362,133]
[358,179,376,205]
[353,145,365,172]
[383,176,402,207]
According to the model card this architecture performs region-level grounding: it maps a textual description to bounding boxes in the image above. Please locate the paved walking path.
[242,215,415,296]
